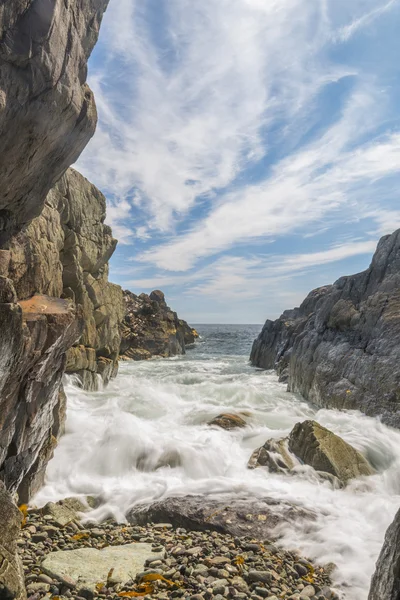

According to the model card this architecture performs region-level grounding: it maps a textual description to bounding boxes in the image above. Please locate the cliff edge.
[251,229,400,428]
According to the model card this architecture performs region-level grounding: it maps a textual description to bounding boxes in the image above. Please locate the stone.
[128,496,315,539]
[41,543,165,592]
[208,414,247,430]
[248,437,295,472]
[41,498,88,527]
[288,420,374,484]
[368,508,400,600]
[0,482,26,599]
[250,229,400,428]
[247,571,273,584]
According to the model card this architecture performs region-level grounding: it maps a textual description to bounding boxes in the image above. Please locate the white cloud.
[77,0,382,230]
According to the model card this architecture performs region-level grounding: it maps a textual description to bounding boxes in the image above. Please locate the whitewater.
[35,324,400,599]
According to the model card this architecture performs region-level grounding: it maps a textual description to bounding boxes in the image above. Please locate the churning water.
[35,325,400,599]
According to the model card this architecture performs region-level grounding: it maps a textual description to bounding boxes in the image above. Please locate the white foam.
[35,355,400,599]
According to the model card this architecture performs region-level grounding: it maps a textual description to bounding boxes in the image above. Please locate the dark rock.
[368,508,400,600]
[120,289,196,360]
[127,496,315,538]
[250,229,400,427]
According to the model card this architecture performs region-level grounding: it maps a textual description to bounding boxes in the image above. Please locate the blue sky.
[76,0,400,324]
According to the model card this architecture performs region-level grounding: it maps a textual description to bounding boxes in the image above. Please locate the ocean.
[36,324,400,599]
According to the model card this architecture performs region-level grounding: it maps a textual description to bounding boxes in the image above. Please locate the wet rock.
[248,437,295,472]
[128,496,315,539]
[41,543,165,592]
[208,414,247,430]
[368,507,400,600]
[288,420,374,484]
[41,498,89,527]
[251,229,400,428]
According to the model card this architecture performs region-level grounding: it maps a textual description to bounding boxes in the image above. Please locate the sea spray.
[35,325,400,600]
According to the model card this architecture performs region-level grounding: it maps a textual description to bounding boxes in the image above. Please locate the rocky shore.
[251,229,400,428]
[18,499,336,600]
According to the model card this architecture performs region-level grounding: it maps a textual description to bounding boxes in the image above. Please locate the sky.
[76,0,400,324]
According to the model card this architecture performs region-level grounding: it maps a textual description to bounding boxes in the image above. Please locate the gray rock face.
[0,482,26,599]
[251,229,400,427]
[369,508,400,600]
[0,0,111,512]
[120,289,196,360]
[0,0,109,242]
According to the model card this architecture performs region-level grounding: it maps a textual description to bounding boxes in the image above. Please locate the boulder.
[369,508,400,600]
[288,420,374,484]
[41,497,89,527]
[0,482,26,599]
[251,229,400,427]
[248,437,295,472]
[41,543,165,592]
[208,413,247,430]
[128,496,315,539]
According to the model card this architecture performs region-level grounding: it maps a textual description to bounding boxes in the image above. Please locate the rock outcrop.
[251,230,400,427]
[120,289,197,360]
[369,508,400,600]
[0,0,110,511]
[0,482,26,599]
[208,413,247,430]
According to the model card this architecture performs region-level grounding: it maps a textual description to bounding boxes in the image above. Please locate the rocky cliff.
[251,229,400,428]
[120,289,198,360]
[369,508,400,599]
[0,0,110,499]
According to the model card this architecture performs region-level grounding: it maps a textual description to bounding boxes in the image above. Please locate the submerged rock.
[41,543,165,592]
[250,229,400,427]
[368,508,400,600]
[208,413,247,430]
[288,420,374,484]
[120,289,196,360]
[128,495,315,539]
[248,437,295,472]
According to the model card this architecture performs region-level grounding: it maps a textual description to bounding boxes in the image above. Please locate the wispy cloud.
[76,0,400,321]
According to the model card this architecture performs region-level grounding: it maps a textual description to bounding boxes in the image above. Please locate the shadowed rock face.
[0,0,109,242]
[120,290,195,360]
[368,508,400,600]
[251,229,400,428]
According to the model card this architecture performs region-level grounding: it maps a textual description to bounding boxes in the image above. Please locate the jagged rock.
[0,0,109,242]
[251,229,400,427]
[248,437,295,472]
[0,482,26,600]
[7,168,125,390]
[41,543,165,592]
[369,508,400,600]
[128,496,315,539]
[208,413,247,430]
[288,420,374,484]
[41,497,89,527]
[120,289,195,360]
[0,295,83,497]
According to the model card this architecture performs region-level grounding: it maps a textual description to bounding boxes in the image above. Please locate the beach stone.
[247,571,273,584]
[41,543,165,591]
[301,585,316,597]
